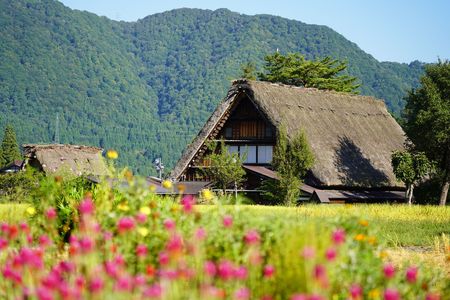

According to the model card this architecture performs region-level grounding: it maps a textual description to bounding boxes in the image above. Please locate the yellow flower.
[367,236,377,245]
[162,180,172,189]
[368,289,380,299]
[379,250,388,259]
[354,234,365,241]
[201,189,214,201]
[149,185,156,192]
[177,184,186,194]
[26,207,36,216]
[137,227,149,237]
[139,206,151,216]
[358,219,369,227]
[117,202,130,211]
[106,149,119,159]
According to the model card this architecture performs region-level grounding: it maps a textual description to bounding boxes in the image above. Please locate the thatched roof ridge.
[171,79,406,188]
[23,144,108,177]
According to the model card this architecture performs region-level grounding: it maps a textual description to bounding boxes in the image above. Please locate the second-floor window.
[226,145,273,164]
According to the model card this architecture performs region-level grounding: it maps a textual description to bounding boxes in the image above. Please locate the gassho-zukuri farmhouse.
[168,79,407,203]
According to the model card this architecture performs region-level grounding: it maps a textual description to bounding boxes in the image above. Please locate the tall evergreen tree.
[403,60,450,206]
[259,52,360,93]
[0,124,22,166]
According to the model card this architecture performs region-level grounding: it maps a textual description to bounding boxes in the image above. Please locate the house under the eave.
[170,79,407,203]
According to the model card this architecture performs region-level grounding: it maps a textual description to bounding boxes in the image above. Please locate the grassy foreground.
[1,203,449,247]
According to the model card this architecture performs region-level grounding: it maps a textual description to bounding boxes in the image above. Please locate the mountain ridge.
[0,0,424,174]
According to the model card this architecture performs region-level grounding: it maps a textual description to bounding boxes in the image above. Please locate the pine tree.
[0,124,22,166]
[259,52,360,93]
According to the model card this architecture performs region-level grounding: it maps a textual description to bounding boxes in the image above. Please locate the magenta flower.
[350,284,363,299]
[135,212,147,224]
[166,234,183,253]
[244,229,260,245]
[46,207,57,220]
[234,265,248,280]
[117,217,135,233]
[383,263,396,279]
[0,237,8,250]
[218,260,234,281]
[115,275,133,292]
[204,261,217,277]
[309,295,325,300]
[79,198,94,215]
[384,288,400,300]
[79,236,94,253]
[105,262,119,278]
[290,294,308,300]
[0,223,9,233]
[195,227,207,240]
[89,277,104,293]
[36,286,54,300]
[263,265,275,278]
[39,235,51,248]
[301,246,315,259]
[163,218,176,231]
[135,274,146,286]
[234,287,250,300]
[332,228,346,245]
[425,293,441,300]
[136,244,148,257]
[143,283,163,298]
[159,251,170,265]
[313,264,326,280]
[325,247,337,261]
[222,215,233,228]
[406,266,418,283]
[181,195,195,213]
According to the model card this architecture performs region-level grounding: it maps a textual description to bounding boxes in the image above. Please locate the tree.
[391,150,431,205]
[240,62,257,80]
[0,124,21,166]
[202,140,246,194]
[258,52,360,93]
[403,60,450,206]
[263,126,315,206]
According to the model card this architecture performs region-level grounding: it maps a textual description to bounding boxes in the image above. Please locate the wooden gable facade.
[181,92,276,182]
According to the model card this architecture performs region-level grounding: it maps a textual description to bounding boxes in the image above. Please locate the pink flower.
[301,246,315,259]
[350,284,363,299]
[383,263,396,279]
[136,244,148,257]
[261,296,274,300]
[218,260,234,280]
[46,207,57,220]
[222,215,233,228]
[263,265,275,278]
[0,223,9,233]
[426,293,441,300]
[89,277,104,293]
[166,234,183,253]
[234,287,250,300]
[20,222,29,233]
[309,295,325,300]
[103,231,113,240]
[181,195,195,213]
[195,227,207,240]
[36,286,54,300]
[159,251,170,265]
[136,213,147,223]
[135,274,146,286]
[39,235,52,248]
[406,266,418,283]
[115,275,133,291]
[117,217,135,233]
[234,265,248,280]
[143,284,163,298]
[325,247,337,261]
[163,218,176,231]
[244,229,260,245]
[290,294,308,300]
[79,236,94,253]
[204,261,216,277]
[384,288,400,300]
[332,228,346,245]
[0,237,8,250]
[105,261,118,278]
[313,264,326,280]
[79,198,94,215]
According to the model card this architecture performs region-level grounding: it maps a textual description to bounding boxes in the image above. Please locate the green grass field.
[2,203,448,247]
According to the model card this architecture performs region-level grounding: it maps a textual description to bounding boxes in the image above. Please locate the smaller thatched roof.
[23,144,108,177]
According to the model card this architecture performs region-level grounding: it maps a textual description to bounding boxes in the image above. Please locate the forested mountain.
[0,0,424,174]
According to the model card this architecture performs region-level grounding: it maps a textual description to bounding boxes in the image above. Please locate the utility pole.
[154,157,164,180]
[54,113,60,144]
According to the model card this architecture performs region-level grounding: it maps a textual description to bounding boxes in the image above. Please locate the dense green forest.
[0,0,424,174]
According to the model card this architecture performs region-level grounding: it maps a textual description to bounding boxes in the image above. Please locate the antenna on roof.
[54,113,60,144]
[276,48,279,53]
[154,157,164,180]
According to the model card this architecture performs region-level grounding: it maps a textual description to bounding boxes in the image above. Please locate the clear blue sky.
[59,0,449,63]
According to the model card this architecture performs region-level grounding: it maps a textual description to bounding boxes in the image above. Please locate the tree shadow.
[335,137,389,187]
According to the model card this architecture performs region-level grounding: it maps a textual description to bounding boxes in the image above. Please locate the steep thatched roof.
[171,79,407,188]
[23,144,108,177]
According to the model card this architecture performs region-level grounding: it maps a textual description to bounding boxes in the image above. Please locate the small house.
[170,79,406,203]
